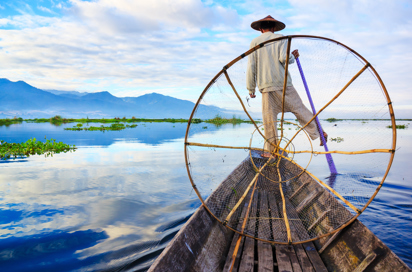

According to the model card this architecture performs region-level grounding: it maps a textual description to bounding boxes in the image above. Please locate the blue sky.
[0,0,411,117]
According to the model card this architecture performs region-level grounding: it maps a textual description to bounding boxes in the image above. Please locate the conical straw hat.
[251,15,286,31]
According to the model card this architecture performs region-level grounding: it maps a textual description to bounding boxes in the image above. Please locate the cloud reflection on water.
[0,120,411,269]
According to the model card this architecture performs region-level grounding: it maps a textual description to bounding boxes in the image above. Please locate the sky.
[0,0,411,118]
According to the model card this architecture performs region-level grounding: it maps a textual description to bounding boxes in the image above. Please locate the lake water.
[0,120,411,271]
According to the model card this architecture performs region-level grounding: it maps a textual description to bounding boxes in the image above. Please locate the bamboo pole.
[228,178,259,272]
[186,142,393,156]
[225,158,271,224]
[229,236,243,272]
[224,172,259,224]
[304,169,361,214]
[242,217,303,220]
[279,37,292,150]
[186,142,270,152]
[277,167,293,243]
[223,70,273,148]
[275,38,296,243]
[273,153,360,214]
[289,149,393,155]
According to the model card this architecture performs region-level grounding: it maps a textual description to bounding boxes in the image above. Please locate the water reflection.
[0,229,108,272]
[0,121,411,270]
[0,122,218,147]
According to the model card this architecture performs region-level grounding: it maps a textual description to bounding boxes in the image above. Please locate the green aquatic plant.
[205,114,255,127]
[330,137,344,143]
[0,117,23,126]
[325,118,343,122]
[231,187,238,197]
[0,138,76,160]
[386,124,408,129]
[64,123,138,131]
[27,117,190,124]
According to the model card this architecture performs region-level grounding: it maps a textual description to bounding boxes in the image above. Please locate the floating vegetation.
[17,117,412,126]
[330,137,344,143]
[386,124,408,129]
[64,123,138,131]
[27,117,191,124]
[326,118,343,122]
[205,115,255,127]
[0,138,76,160]
[0,117,23,126]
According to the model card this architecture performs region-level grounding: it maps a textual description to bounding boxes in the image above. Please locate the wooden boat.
[148,154,411,272]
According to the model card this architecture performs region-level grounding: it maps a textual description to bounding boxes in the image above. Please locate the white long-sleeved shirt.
[246,32,295,95]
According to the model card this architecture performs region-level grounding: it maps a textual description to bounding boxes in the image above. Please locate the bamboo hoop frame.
[185,143,392,156]
[247,121,313,184]
[183,35,397,244]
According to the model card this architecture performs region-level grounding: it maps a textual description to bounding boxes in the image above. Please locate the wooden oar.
[296,57,338,174]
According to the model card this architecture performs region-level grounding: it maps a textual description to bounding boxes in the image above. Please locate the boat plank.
[287,245,303,272]
[353,252,377,272]
[223,192,252,272]
[267,188,296,272]
[257,241,273,272]
[294,244,315,272]
[148,204,232,272]
[283,196,328,272]
[302,242,328,272]
[239,191,258,272]
[257,191,274,272]
[276,245,294,272]
[284,196,315,272]
[238,237,255,272]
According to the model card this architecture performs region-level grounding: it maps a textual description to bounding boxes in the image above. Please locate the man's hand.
[250,94,256,98]
[292,49,299,58]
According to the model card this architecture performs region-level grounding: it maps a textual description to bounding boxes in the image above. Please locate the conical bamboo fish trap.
[184,35,396,244]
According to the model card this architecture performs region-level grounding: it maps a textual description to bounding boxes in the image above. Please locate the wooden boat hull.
[149,156,411,272]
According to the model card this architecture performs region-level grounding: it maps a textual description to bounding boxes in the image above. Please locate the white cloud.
[68,0,239,34]
[37,5,56,14]
[0,0,410,117]
[283,0,412,117]
[0,0,244,98]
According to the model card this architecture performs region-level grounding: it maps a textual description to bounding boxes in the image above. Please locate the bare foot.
[261,152,276,159]
[320,132,328,146]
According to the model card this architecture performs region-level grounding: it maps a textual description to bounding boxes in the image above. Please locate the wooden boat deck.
[149,156,411,272]
[223,187,328,272]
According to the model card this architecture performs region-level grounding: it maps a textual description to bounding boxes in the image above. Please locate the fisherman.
[246,15,327,158]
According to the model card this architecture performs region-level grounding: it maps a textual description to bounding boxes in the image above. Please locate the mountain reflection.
[0,122,219,146]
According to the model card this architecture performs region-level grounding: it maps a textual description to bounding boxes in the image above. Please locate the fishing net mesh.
[185,36,395,244]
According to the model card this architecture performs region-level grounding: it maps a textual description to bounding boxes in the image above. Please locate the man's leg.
[262,91,280,157]
[285,86,324,143]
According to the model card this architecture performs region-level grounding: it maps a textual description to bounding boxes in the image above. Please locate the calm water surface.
[0,121,411,271]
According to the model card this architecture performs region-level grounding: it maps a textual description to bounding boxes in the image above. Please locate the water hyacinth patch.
[0,138,76,160]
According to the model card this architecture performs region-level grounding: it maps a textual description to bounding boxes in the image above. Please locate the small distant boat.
[148,154,411,272]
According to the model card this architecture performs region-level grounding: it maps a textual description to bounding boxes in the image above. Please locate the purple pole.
[296,57,338,174]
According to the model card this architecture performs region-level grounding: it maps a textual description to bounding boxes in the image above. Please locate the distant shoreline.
[0,116,410,127]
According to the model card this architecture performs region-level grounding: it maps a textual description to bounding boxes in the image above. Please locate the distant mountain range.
[0,78,236,119]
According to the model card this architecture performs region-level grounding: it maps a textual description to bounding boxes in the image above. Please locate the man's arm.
[279,39,296,64]
[246,50,257,98]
